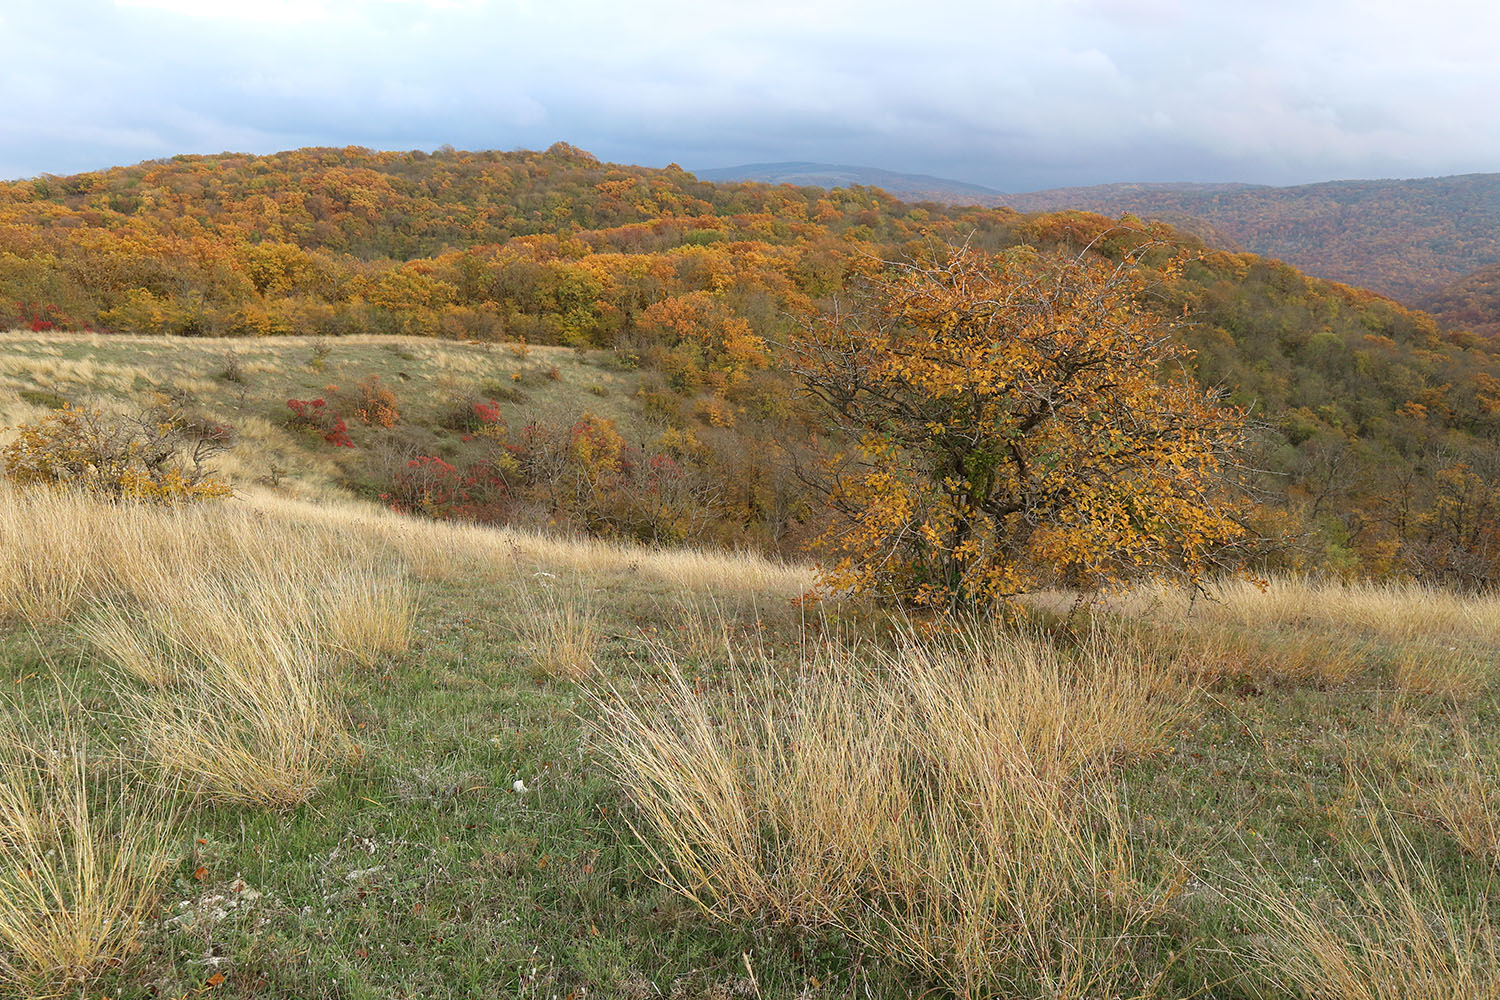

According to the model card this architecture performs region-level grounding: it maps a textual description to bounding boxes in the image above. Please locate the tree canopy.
[794,243,1251,607]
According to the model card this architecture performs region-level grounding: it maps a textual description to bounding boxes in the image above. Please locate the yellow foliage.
[1,404,232,503]
[794,243,1250,607]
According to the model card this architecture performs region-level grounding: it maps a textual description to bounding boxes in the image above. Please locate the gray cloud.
[2,0,1497,189]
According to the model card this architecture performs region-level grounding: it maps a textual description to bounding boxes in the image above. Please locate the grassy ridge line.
[0,330,646,502]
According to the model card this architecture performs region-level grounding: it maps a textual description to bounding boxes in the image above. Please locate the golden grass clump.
[1240,805,1500,1000]
[591,621,1189,996]
[114,611,354,809]
[317,569,418,668]
[0,716,175,992]
[1413,727,1500,861]
[510,582,602,680]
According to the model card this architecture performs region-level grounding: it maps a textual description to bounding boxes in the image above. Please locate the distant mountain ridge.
[692,162,1007,204]
[1001,173,1500,304]
[699,162,1500,324]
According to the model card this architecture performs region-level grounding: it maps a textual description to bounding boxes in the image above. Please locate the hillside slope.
[1000,174,1500,303]
[4,146,1500,582]
[1423,262,1500,337]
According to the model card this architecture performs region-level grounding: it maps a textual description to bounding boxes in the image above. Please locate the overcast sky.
[3,0,1497,191]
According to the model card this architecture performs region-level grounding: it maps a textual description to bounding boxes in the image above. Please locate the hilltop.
[693,161,1008,204]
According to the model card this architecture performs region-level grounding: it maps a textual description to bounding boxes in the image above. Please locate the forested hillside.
[1000,174,1500,304]
[4,145,1500,584]
[1423,262,1500,337]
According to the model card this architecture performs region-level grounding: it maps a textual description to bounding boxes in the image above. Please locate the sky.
[3,0,1499,191]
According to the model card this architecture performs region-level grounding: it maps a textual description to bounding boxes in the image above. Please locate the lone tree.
[792,241,1251,609]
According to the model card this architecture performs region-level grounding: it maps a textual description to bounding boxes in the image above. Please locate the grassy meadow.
[2,334,1499,998]
[0,330,647,503]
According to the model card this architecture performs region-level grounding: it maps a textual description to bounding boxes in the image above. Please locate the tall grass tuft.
[0,714,176,992]
[115,622,352,809]
[591,621,1189,996]
[1239,802,1500,999]
[318,569,418,668]
[510,582,601,680]
[99,584,356,809]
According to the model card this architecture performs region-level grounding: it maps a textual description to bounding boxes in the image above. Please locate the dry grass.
[1390,647,1494,699]
[510,582,602,680]
[0,714,175,993]
[0,485,408,807]
[664,593,734,664]
[77,599,185,687]
[241,487,813,598]
[1092,613,1374,688]
[591,621,1188,996]
[1240,802,1500,999]
[1412,726,1500,861]
[0,489,98,625]
[114,609,354,809]
[1056,576,1500,693]
[318,569,418,668]
[1120,575,1500,648]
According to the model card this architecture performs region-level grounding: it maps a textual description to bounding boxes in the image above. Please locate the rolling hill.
[3,145,1500,584]
[1000,174,1500,305]
[705,162,1500,316]
[692,161,1008,204]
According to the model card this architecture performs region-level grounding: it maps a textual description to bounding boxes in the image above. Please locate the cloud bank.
[3,0,1497,189]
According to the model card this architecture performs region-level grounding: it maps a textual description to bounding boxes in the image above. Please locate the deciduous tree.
[792,241,1252,608]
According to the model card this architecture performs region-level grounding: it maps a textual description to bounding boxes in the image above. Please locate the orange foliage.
[793,244,1251,607]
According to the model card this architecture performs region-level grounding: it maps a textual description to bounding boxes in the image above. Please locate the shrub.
[381,454,513,522]
[439,396,505,434]
[345,374,400,428]
[287,397,354,447]
[218,350,245,384]
[1,404,232,503]
[307,337,333,371]
[792,242,1251,609]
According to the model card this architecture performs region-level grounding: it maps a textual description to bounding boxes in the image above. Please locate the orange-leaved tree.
[791,241,1252,609]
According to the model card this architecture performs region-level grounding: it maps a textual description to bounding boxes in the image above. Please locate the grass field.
[2,336,1499,998]
[0,331,646,501]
